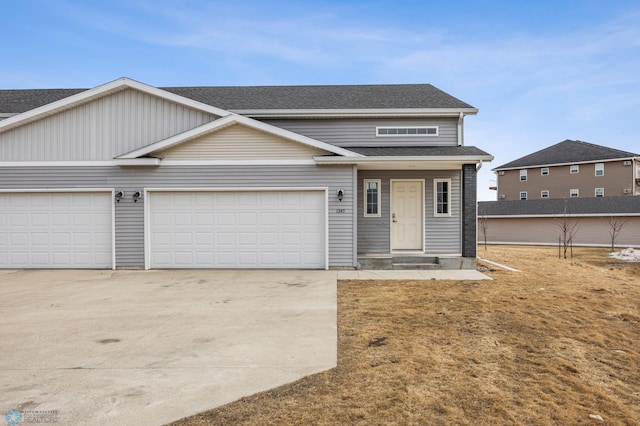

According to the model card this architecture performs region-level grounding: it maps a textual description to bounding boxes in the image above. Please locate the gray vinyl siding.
[0,165,355,268]
[261,118,459,147]
[358,169,461,254]
[0,89,217,161]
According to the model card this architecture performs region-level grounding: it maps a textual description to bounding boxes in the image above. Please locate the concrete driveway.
[0,269,337,425]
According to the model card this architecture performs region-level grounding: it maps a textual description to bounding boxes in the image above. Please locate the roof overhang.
[314,154,493,170]
[231,108,479,119]
[493,156,638,172]
[117,113,363,159]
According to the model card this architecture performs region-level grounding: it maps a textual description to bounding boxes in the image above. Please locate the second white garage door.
[147,190,326,269]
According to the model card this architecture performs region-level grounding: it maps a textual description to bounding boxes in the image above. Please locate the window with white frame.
[434,179,451,216]
[541,168,549,176]
[520,191,527,200]
[364,179,381,217]
[595,163,604,176]
[595,187,604,197]
[570,188,579,197]
[376,126,438,136]
[541,190,549,198]
[570,165,579,174]
[520,170,527,181]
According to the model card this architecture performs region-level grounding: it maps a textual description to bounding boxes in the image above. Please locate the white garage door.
[0,192,113,269]
[147,190,326,269]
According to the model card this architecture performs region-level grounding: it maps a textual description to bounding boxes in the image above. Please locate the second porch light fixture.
[337,189,344,202]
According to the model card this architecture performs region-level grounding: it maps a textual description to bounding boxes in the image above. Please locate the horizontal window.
[376,126,438,136]
[595,188,604,197]
[570,189,579,197]
[541,190,549,198]
[570,165,579,174]
[541,168,549,176]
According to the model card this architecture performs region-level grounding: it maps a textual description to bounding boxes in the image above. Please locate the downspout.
[457,112,464,146]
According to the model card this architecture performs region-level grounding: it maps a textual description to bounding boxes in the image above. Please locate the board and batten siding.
[0,88,217,161]
[157,123,328,159]
[0,165,355,267]
[261,118,459,147]
[358,170,461,254]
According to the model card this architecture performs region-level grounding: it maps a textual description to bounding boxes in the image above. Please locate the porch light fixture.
[337,189,344,202]
[132,191,141,202]
[115,191,123,202]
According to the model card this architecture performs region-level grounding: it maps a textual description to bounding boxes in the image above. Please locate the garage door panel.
[0,192,113,269]
[149,190,325,269]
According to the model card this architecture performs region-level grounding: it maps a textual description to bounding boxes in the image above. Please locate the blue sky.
[2,0,639,200]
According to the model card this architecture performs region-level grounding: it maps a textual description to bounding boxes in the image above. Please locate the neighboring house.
[478,197,640,248]
[0,78,492,270]
[493,140,639,200]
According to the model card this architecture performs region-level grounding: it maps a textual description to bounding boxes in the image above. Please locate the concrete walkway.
[0,269,336,426]
[338,269,492,280]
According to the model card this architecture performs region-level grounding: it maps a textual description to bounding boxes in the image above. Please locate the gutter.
[457,112,464,146]
[314,155,494,164]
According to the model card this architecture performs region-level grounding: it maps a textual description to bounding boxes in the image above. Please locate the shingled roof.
[494,140,639,170]
[478,196,640,216]
[0,83,475,114]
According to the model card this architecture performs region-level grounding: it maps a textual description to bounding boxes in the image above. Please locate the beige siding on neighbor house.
[497,160,636,200]
[0,88,218,161]
[156,123,329,159]
[480,216,640,247]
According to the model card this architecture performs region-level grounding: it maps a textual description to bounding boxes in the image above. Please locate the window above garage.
[376,126,438,136]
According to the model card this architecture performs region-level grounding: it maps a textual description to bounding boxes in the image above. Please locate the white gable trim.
[117,113,363,159]
[0,77,231,133]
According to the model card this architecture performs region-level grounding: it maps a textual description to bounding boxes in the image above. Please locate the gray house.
[0,78,492,270]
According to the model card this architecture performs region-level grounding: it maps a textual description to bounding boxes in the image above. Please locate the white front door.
[391,181,423,250]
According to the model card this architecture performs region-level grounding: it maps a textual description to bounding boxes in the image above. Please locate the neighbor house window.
[541,190,549,198]
[376,126,438,136]
[434,179,451,216]
[595,163,604,176]
[570,189,579,197]
[595,188,604,197]
[520,170,527,181]
[520,192,527,200]
[364,179,381,217]
[570,165,579,174]
[541,168,549,176]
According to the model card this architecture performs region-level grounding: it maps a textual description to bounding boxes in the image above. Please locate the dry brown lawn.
[172,246,640,425]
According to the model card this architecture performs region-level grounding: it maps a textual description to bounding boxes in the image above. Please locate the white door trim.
[144,187,329,270]
[389,179,425,252]
[0,188,116,270]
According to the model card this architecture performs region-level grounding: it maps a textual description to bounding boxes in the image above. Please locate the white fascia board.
[314,155,494,164]
[492,157,636,172]
[112,158,161,166]
[118,113,363,159]
[0,77,231,133]
[232,107,478,118]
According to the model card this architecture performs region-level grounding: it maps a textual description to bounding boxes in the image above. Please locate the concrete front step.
[392,262,439,270]
[358,255,440,270]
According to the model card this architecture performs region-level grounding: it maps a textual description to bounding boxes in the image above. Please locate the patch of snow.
[608,248,640,262]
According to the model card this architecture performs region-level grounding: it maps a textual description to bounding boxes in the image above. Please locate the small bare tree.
[608,216,629,251]
[478,209,490,251]
[555,203,580,259]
